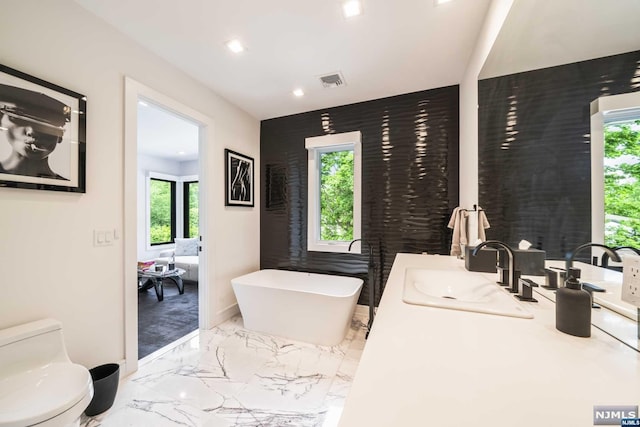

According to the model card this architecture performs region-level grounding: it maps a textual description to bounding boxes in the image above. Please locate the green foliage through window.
[604,120,640,248]
[319,150,354,241]
[185,181,199,238]
[150,178,175,244]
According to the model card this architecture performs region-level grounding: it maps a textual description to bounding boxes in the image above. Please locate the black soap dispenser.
[555,268,592,337]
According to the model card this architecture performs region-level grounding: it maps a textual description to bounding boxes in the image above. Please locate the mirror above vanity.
[476,0,640,352]
[477,0,640,262]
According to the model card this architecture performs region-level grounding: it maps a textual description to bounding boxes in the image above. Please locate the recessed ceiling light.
[293,88,305,97]
[342,0,362,18]
[226,39,245,54]
[434,0,452,5]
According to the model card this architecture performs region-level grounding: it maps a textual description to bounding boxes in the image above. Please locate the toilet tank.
[0,319,71,379]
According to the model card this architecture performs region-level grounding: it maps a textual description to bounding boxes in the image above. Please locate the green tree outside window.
[150,179,173,244]
[604,120,640,248]
[320,150,354,241]
[187,182,199,238]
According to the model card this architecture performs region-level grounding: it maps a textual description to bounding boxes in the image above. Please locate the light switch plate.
[622,257,640,307]
[94,229,114,247]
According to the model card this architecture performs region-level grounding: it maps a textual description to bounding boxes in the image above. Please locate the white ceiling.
[75,0,492,121]
[137,101,200,161]
[75,0,640,161]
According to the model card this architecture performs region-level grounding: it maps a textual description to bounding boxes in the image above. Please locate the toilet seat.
[0,362,93,427]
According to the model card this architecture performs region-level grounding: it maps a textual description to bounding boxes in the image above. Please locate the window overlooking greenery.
[184,181,199,238]
[149,178,176,245]
[306,131,361,253]
[604,119,640,248]
[319,150,354,241]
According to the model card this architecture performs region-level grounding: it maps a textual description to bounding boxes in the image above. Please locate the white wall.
[0,0,260,369]
[139,154,183,177]
[180,160,199,176]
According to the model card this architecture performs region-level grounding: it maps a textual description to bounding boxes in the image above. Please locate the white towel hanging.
[448,206,491,256]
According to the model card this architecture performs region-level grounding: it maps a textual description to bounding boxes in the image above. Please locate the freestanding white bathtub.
[231,269,363,346]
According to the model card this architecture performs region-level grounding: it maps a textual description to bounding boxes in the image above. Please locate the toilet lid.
[0,363,93,427]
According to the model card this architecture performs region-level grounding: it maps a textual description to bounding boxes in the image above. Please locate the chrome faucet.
[565,243,621,273]
[600,246,640,269]
[349,239,375,338]
[472,240,519,293]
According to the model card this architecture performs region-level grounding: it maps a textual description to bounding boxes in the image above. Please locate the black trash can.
[84,363,120,416]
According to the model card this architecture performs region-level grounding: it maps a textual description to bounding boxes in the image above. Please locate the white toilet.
[0,319,94,427]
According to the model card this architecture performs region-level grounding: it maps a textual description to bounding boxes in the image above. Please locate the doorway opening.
[136,101,201,359]
[124,77,212,375]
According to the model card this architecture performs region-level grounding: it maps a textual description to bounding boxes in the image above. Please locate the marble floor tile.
[83,312,369,426]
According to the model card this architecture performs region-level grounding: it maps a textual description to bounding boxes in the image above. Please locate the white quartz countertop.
[338,254,640,427]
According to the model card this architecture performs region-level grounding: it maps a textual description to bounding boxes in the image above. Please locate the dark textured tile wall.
[479,50,640,259]
[260,86,460,306]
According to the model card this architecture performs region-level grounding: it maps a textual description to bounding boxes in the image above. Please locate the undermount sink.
[402,268,533,319]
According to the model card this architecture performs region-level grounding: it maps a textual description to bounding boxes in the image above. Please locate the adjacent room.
[1,0,639,426]
[136,100,202,359]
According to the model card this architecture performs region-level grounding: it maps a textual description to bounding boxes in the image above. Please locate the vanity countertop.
[338,253,640,427]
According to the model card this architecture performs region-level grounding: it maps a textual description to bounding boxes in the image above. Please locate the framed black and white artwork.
[0,64,86,193]
[225,148,254,207]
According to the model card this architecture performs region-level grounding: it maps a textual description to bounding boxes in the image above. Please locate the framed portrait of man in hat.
[0,64,86,193]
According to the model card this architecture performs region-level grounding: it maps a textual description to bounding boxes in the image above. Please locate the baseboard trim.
[214,302,239,326]
[115,359,126,380]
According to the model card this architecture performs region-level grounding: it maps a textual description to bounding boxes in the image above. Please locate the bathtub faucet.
[349,239,375,338]
[348,239,374,269]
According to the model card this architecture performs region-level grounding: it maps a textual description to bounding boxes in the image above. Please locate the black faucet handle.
[515,278,539,302]
[581,282,604,309]
[582,282,605,293]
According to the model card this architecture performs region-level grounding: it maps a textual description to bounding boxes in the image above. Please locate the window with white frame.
[305,131,362,253]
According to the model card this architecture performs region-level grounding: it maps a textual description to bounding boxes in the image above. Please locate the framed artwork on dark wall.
[225,148,254,207]
[0,64,86,193]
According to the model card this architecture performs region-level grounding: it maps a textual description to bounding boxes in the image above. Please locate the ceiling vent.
[319,72,346,89]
